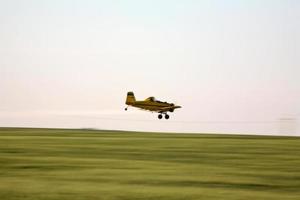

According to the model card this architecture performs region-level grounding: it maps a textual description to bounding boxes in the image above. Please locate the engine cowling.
[169,103,175,112]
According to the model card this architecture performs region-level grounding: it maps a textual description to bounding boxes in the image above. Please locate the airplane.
[125,92,181,119]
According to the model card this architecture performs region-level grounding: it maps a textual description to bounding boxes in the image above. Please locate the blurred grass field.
[0,128,300,200]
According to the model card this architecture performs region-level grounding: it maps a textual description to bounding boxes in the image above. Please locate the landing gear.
[158,114,163,119]
[125,108,128,111]
[165,114,169,120]
[158,113,170,120]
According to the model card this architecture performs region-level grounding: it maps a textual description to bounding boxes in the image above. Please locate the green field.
[0,128,300,200]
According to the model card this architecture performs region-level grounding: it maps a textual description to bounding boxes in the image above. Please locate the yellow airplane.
[125,92,181,119]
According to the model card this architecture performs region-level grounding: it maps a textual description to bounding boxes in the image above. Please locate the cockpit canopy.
[145,97,156,102]
[145,97,167,104]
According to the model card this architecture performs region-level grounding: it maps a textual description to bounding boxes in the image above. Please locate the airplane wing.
[157,106,181,113]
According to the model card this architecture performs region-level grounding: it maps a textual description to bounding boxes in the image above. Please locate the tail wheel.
[158,114,163,119]
[165,114,170,120]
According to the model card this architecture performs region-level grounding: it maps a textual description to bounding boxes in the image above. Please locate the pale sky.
[0,0,299,135]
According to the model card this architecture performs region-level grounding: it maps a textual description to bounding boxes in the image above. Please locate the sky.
[0,0,299,135]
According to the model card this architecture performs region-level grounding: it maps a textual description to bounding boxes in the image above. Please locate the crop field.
[0,128,300,200]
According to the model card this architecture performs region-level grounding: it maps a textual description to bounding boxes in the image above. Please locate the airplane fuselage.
[129,100,172,112]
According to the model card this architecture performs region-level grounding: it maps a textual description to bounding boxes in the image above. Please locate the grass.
[0,127,300,200]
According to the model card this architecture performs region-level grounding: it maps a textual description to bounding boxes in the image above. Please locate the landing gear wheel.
[165,114,169,120]
[158,114,163,119]
[125,108,128,111]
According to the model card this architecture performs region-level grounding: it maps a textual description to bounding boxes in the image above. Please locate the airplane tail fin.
[126,92,136,105]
